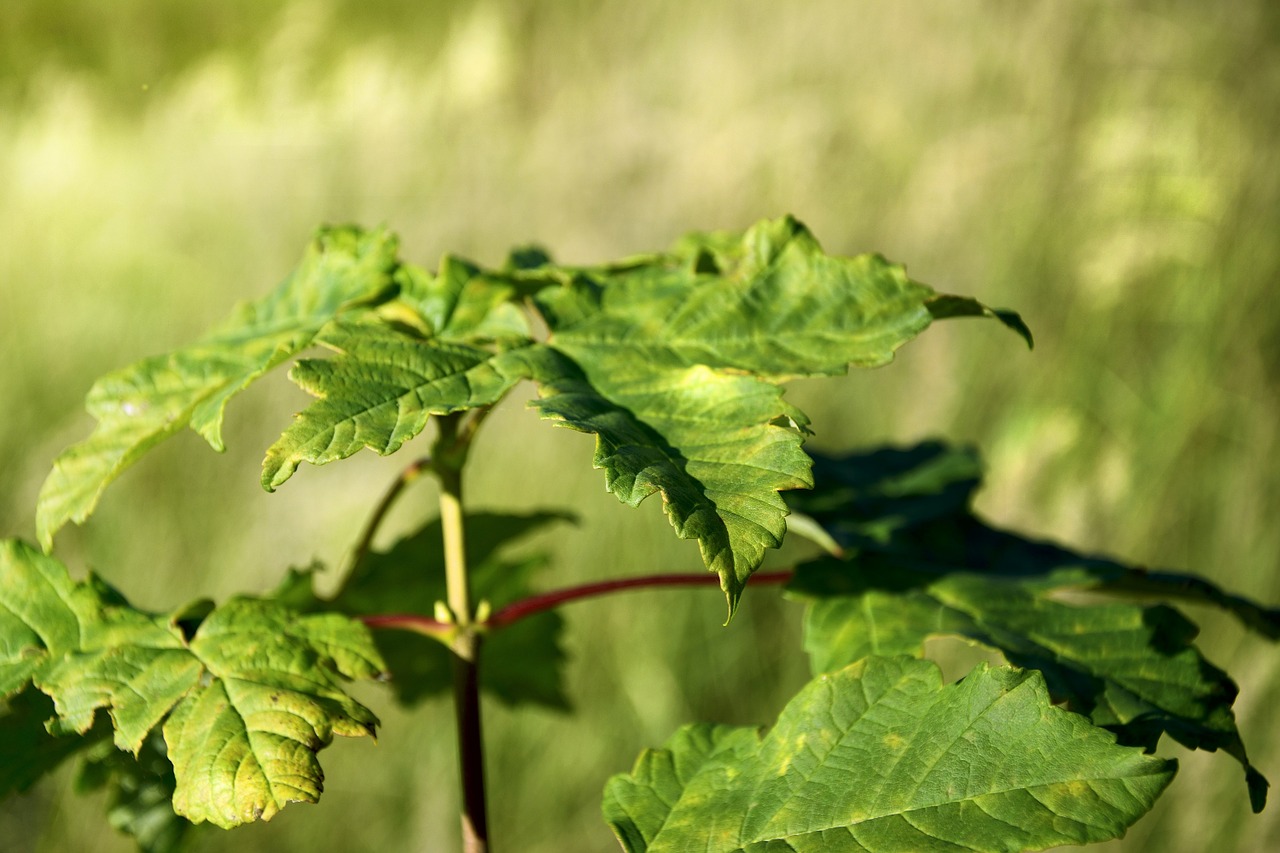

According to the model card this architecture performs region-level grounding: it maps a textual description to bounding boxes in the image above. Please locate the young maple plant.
[2,216,1275,852]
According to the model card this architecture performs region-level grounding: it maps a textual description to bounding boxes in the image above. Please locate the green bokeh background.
[1,2,1277,850]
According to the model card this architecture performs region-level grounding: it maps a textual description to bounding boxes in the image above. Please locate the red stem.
[489,569,793,628]
[360,613,452,636]
[359,569,795,635]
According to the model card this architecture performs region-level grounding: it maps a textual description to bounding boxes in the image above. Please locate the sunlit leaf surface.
[516,217,1026,613]
[0,539,386,828]
[786,442,1275,812]
[604,656,1173,852]
[261,320,528,490]
[262,218,1027,614]
[37,227,400,549]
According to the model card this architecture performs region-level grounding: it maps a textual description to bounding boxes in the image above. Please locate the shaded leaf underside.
[75,733,196,853]
[604,655,1174,853]
[0,690,106,798]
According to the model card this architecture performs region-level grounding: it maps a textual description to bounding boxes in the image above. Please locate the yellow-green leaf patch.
[0,539,385,828]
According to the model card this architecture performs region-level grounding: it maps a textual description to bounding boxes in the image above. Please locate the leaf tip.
[995,308,1034,349]
[721,586,742,627]
[36,524,55,555]
[260,457,294,493]
[925,294,1033,349]
[1247,765,1269,813]
[35,477,68,553]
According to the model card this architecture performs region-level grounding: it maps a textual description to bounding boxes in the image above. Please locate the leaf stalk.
[486,570,794,629]
[360,569,797,638]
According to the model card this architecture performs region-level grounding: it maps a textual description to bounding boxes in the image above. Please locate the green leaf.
[261,321,529,490]
[525,216,1027,614]
[925,294,1034,348]
[518,345,811,616]
[284,512,573,710]
[0,539,83,697]
[394,256,536,344]
[37,226,400,549]
[260,251,545,489]
[603,655,1174,852]
[263,218,1027,616]
[162,599,383,827]
[554,215,1030,376]
[786,442,1276,812]
[797,568,1267,810]
[545,216,942,379]
[0,538,386,828]
[604,723,754,852]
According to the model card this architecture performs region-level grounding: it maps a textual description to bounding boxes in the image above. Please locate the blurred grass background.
[1,1,1277,850]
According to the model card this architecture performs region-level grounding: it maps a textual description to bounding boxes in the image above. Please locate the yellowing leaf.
[0,539,385,828]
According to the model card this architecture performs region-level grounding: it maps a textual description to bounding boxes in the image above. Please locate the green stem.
[433,413,489,853]
[438,466,472,631]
